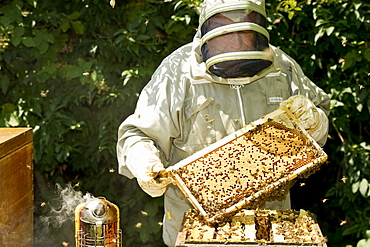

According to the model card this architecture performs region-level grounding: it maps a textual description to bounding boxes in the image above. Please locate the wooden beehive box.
[0,128,34,246]
[175,209,327,247]
[167,108,328,223]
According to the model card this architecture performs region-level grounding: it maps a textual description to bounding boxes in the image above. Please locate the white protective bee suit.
[117,0,330,246]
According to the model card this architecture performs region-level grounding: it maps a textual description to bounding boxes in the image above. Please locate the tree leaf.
[325,26,335,36]
[64,65,84,79]
[11,36,21,46]
[37,41,49,54]
[139,224,150,243]
[357,238,370,247]
[71,20,85,34]
[364,49,370,62]
[352,181,360,193]
[21,37,35,47]
[0,74,10,95]
[68,11,81,20]
[366,230,370,239]
[60,19,71,32]
[314,27,325,44]
[13,26,25,37]
[359,178,369,197]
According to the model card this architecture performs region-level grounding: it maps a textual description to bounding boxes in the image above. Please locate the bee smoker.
[75,197,122,246]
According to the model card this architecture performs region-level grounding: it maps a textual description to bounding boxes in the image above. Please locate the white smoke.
[35,183,95,246]
[39,183,93,228]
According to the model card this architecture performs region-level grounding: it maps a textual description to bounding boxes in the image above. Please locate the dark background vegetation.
[0,0,369,246]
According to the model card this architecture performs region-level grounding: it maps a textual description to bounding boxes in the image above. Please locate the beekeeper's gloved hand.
[280,95,329,143]
[126,142,172,197]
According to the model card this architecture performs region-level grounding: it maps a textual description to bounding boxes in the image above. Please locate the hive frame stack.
[175,209,328,247]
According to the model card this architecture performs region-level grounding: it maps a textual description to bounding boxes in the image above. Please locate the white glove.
[280,95,329,143]
[126,142,172,197]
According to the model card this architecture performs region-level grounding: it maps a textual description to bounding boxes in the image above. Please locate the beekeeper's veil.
[195,0,273,80]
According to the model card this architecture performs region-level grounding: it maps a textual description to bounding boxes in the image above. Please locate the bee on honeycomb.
[179,209,326,245]
[173,113,327,219]
[270,209,323,243]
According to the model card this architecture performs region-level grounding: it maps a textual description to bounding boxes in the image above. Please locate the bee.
[40,90,49,97]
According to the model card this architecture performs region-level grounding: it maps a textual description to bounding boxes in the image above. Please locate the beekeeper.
[117,0,330,246]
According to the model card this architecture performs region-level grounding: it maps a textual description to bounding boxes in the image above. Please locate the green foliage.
[0,0,369,246]
[268,0,370,246]
[0,0,199,246]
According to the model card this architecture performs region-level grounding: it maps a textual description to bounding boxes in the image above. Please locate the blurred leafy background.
[0,0,369,246]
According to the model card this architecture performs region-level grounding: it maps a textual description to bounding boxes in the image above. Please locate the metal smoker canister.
[75,197,122,247]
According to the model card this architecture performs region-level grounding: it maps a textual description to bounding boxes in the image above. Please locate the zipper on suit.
[230,85,246,126]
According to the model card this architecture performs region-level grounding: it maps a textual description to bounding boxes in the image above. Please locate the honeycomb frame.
[167,108,328,222]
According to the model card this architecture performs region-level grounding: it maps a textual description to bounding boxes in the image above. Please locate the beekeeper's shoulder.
[158,42,193,69]
[270,44,299,70]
